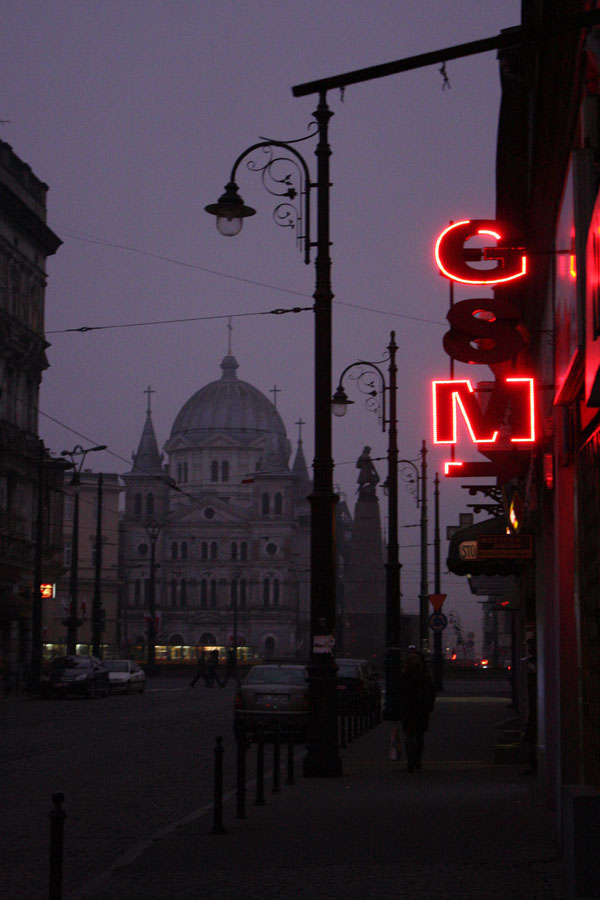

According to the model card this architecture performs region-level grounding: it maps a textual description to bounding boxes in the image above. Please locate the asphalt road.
[2,677,241,900]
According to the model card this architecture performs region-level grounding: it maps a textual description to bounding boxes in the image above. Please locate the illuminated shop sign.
[40,583,55,599]
[432,377,536,446]
[435,220,527,285]
[433,217,534,479]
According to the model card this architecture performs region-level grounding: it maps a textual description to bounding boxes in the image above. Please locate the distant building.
[119,355,314,662]
[0,140,62,678]
[44,472,123,655]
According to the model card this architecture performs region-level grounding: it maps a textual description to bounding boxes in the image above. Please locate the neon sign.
[432,377,536,445]
[435,220,527,285]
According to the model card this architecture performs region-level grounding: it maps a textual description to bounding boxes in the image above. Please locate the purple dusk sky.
[2,1,521,644]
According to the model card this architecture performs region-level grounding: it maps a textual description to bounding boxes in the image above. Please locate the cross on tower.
[144,385,155,415]
[295,417,306,442]
[269,384,281,408]
[227,317,233,355]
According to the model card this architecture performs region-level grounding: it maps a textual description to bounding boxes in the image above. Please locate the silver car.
[234,663,309,741]
[103,659,146,693]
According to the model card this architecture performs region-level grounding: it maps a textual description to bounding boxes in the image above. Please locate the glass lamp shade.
[216,214,243,237]
[331,386,352,417]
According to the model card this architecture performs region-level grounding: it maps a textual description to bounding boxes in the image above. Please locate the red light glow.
[435,219,527,285]
[433,377,536,446]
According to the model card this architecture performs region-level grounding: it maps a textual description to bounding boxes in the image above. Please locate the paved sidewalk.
[72,689,565,900]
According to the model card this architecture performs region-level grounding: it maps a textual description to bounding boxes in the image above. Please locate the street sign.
[429,612,448,632]
[429,593,447,612]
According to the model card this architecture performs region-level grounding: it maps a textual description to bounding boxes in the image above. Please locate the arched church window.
[183,462,188,482]
[200,579,207,609]
[221,460,229,482]
[201,542,208,561]
[180,580,187,607]
[177,463,182,482]
[134,493,142,516]
[272,578,280,606]
[146,493,154,515]
[181,541,188,560]
[231,542,238,560]
[171,542,178,560]
[240,541,248,560]
[210,580,217,608]
[274,492,283,515]
[211,460,219,482]
[262,578,270,607]
[210,541,218,560]
[262,493,269,515]
[171,579,177,607]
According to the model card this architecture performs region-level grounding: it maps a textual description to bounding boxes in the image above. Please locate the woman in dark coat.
[398,649,436,772]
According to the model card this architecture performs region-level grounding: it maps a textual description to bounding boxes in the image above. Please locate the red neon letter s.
[435,220,527,285]
[443,296,525,365]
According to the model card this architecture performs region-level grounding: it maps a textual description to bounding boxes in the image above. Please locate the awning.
[447,516,532,577]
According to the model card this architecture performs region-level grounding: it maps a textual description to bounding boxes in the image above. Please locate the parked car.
[234,663,309,741]
[335,658,381,715]
[103,659,146,693]
[41,655,110,698]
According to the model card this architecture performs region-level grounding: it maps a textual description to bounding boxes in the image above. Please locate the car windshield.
[51,657,90,670]
[245,667,306,686]
[103,661,129,672]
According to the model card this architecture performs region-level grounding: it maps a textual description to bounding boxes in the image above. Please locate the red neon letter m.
[432,380,499,444]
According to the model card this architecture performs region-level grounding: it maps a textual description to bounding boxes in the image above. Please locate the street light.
[332,332,401,719]
[145,518,161,675]
[206,94,342,777]
[394,444,429,654]
[60,444,107,655]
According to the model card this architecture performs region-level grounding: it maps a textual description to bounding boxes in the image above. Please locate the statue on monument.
[356,446,380,500]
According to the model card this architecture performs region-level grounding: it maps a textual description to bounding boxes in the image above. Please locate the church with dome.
[119,354,313,661]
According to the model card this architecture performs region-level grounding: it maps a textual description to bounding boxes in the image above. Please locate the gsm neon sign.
[435,220,527,285]
[432,377,536,445]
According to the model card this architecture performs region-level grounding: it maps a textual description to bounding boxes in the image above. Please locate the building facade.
[443,2,600,884]
[119,355,313,662]
[0,140,62,681]
[43,472,123,655]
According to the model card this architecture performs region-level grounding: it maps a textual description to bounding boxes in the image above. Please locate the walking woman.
[398,648,436,772]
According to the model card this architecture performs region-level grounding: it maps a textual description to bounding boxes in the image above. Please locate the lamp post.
[206,94,342,777]
[145,518,161,676]
[332,331,401,719]
[60,444,107,655]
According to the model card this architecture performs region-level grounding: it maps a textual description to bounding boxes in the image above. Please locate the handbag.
[389,725,402,760]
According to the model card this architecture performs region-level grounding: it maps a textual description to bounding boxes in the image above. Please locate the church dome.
[166,355,291,466]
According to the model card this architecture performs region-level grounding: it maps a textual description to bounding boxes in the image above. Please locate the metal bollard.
[236,724,247,819]
[272,721,281,793]
[255,723,265,805]
[211,736,226,834]
[49,792,66,900]
[286,725,295,785]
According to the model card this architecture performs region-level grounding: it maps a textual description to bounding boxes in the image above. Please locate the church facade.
[119,355,312,662]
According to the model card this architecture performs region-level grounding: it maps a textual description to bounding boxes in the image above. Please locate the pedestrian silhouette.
[190,650,208,687]
[221,648,242,687]
[206,649,222,687]
[398,647,436,772]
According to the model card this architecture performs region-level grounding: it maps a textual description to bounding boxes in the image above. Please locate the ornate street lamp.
[332,332,402,719]
[60,444,107,655]
[206,94,342,777]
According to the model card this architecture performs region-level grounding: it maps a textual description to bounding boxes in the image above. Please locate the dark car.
[41,655,110,698]
[234,663,309,741]
[335,658,381,716]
